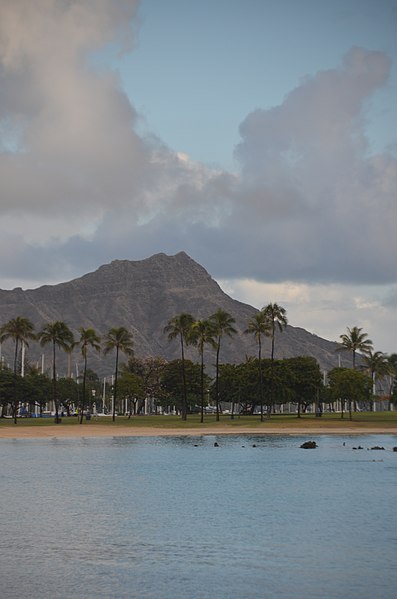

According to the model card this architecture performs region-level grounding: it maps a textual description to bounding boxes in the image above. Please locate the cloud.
[218,278,397,354]
[231,46,396,284]
[0,1,396,301]
[0,0,145,225]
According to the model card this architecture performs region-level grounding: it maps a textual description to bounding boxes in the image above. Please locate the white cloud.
[218,278,397,354]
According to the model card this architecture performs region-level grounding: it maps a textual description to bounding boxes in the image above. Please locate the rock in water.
[300,441,317,449]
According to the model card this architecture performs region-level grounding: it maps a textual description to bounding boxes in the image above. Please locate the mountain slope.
[0,252,346,375]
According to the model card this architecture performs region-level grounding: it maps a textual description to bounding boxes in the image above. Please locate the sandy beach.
[1,424,396,439]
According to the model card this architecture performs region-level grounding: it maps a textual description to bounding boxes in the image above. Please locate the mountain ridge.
[0,252,347,375]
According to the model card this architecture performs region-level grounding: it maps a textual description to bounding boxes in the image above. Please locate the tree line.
[0,308,396,424]
[0,318,133,423]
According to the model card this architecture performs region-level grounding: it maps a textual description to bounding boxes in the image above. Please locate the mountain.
[0,252,347,375]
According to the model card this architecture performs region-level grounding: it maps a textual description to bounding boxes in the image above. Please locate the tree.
[57,377,80,416]
[262,303,288,361]
[286,356,322,418]
[78,327,101,423]
[386,354,397,407]
[37,321,75,423]
[117,371,144,417]
[261,303,288,417]
[24,372,53,415]
[328,367,371,420]
[0,317,35,423]
[217,363,243,418]
[209,309,237,421]
[160,359,206,414]
[0,367,17,417]
[189,319,216,423]
[122,357,167,414]
[103,327,134,421]
[338,326,373,369]
[245,310,271,421]
[218,359,262,415]
[362,350,389,410]
[164,313,195,421]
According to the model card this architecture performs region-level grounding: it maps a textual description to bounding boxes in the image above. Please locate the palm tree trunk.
[200,349,204,424]
[258,336,264,422]
[215,340,220,422]
[13,339,19,424]
[268,324,275,419]
[113,346,119,422]
[180,333,187,421]
[53,341,60,423]
[80,353,87,424]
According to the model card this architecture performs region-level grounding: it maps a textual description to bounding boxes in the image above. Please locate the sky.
[0,0,396,353]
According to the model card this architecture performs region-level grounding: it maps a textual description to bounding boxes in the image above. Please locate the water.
[1,434,396,599]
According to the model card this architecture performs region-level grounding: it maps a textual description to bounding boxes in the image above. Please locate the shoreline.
[0,424,396,439]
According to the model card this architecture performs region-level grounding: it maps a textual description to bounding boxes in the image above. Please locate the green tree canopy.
[0,316,36,423]
[160,359,207,414]
[328,367,371,420]
[285,356,322,417]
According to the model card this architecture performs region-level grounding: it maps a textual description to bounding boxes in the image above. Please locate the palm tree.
[262,303,288,361]
[261,303,288,417]
[209,309,237,421]
[386,354,397,407]
[103,327,134,421]
[362,350,389,410]
[37,321,75,423]
[78,327,101,423]
[189,319,216,423]
[339,326,373,369]
[0,317,35,423]
[164,313,195,421]
[245,310,271,421]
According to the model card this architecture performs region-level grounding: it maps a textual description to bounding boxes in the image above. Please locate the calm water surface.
[1,434,396,599]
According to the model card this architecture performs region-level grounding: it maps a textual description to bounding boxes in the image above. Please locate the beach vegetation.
[78,327,101,423]
[164,313,195,421]
[0,316,35,423]
[37,321,75,423]
[189,319,217,423]
[328,367,372,420]
[209,309,237,422]
[338,326,373,369]
[261,303,288,417]
[245,310,272,421]
[103,327,134,422]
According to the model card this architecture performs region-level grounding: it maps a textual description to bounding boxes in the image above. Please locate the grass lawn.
[1,411,397,431]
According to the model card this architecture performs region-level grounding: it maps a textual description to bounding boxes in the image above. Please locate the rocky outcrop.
[300,441,318,449]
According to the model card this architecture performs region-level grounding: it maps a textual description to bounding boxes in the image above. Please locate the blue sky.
[119,0,397,168]
[0,0,396,354]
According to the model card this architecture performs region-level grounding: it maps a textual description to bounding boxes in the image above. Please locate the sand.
[0,424,396,439]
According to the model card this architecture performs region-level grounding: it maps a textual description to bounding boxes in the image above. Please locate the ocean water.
[0,434,396,599]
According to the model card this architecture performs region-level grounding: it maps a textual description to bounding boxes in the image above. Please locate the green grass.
[1,411,396,430]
